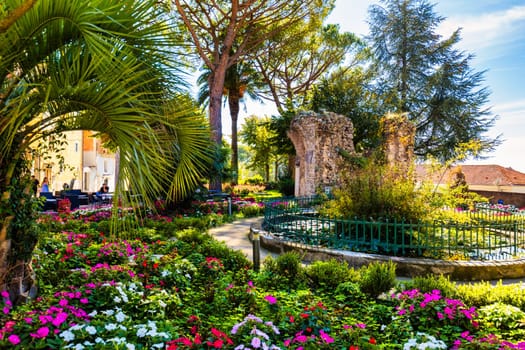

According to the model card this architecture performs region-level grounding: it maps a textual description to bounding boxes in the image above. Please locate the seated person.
[96,184,110,201]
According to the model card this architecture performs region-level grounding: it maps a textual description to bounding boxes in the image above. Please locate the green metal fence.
[263,197,525,261]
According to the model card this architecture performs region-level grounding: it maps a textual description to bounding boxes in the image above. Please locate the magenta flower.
[264,295,277,304]
[7,334,20,345]
[51,312,68,327]
[30,326,50,339]
[319,329,334,344]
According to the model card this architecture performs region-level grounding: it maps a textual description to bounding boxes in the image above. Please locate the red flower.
[142,260,147,267]
[369,337,377,344]
[349,346,359,350]
[153,262,159,269]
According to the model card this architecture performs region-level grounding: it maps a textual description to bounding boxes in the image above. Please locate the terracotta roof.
[416,164,525,186]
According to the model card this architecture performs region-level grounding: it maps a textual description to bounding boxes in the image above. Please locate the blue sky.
[223,1,525,172]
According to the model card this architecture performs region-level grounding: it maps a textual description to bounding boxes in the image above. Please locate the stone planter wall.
[250,224,525,281]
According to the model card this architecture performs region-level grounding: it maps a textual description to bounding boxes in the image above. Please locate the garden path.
[208,216,278,264]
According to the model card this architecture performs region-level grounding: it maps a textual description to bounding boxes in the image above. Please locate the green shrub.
[455,281,525,311]
[277,176,295,196]
[403,274,457,298]
[476,303,525,341]
[334,281,367,307]
[258,252,307,290]
[198,239,252,271]
[306,259,359,291]
[359,261,397,298]
[321,161,429,222]
[240,204,264,217]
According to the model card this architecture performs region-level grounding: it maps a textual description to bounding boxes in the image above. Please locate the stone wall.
[287,112,355,196]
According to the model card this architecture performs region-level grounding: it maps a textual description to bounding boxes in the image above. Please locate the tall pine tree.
[367,0,499,161]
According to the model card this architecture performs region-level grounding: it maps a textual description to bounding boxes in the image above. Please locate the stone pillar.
[381,112,415,174]
[287,111,355,197]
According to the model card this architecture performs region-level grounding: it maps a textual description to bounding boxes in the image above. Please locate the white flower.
[105,323,117,331]
[70,324,84,331]
[158,300,167,308]
[114,296,122,303]
[102,309,115,316]
[72,344,85,350]
[83,341,94,346]
[108,337,126,345]
[85,326,97,335]
[147,329,158,337]
[161,270,171,277]
[60,330,75,342]
[128,283,137,290]
[152,343,165,349]
[126,344,136,350]
[115,311,126,323]
[136,327,148,338]
[88,310,98,317]
[156,332,170,338]
[95,337,105,344]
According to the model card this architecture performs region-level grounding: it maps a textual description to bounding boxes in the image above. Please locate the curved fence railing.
[263,197,525,261]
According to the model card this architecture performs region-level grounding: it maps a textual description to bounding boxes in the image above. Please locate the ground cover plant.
[1,209,525,349]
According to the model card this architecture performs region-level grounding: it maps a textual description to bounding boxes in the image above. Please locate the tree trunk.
[208,66,228,192]
[0,175,39,306]
[229,91,240,186]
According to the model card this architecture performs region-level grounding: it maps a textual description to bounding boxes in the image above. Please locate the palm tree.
[0,0,210,304]
[197,60,263,186]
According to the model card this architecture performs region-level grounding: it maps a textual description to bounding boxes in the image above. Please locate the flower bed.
[1,210,525,349]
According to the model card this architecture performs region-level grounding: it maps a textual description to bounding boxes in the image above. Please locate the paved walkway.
[208,216,277,263]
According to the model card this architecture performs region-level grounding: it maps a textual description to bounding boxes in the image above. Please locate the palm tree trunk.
[228,90,240,186]
[208,66,227,192]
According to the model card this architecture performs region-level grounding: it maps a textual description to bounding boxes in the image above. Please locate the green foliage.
[403,274,457,298]
[334,282,367,307]
[322,161,428,222]
[258,252,307,290]
[240,204,264,218]
[455,281,525,311]
[367,0,499,161]
[359,261,397,298]
[476,303,525,340]
[306,259,358,291]
[309,67,382,151]
[277,176,295,197]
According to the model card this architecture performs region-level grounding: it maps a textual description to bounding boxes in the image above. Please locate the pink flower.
[1,290,9,298]
[51,312,68,327]
[319,329,334,344]
[264,295,277,304]
[30,326,50,339]
[7,334,20,345]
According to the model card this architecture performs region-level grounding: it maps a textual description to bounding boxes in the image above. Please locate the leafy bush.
[455,281,525,311]
[258,252,307,290]
[334,282,367,307]
[403,274,457,298]
[277,176,295,196]
[359,261,397,298]
[476,303,525,340]
[240,204,264,217]
[306,259,359,291]
[321,161,429,222]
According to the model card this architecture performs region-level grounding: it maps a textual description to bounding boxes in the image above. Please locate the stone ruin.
[288,111,415,197]
[381,112,416,174]
[287,111,355,197]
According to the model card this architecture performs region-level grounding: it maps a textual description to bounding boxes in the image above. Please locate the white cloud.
[439,5,525,50]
